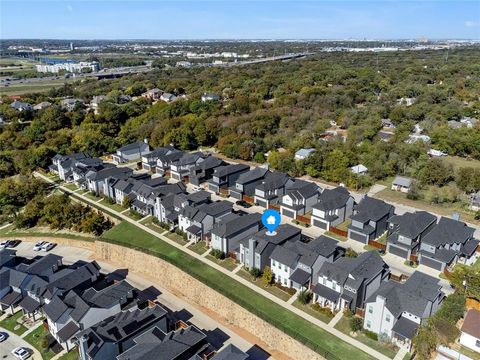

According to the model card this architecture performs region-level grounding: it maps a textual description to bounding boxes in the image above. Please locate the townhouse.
[363,271,444,350]
[210,213,262,256]
[155,149,186,176]
[85,166,133,196]
[254,171,294,208]
[348,196,394,243]
[207,163,250,194]
[71,157,110,188]
[141,146,179,172]
[51,152,91,181]
[111,173,151,205]
[239,224,302,271]
[229,167,269,201]
[386,211,437,260]
[270,235,341,290]
[112,140,150,164]
[419,216,479,271]
[188,156,225,185]
[310,187,354,230]
[178,200,232,242]
[280,180,321,218]
[312,251,390,312]
[129,177,169,216]
[170,152,207,181]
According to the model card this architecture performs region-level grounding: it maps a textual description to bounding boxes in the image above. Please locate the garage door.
[282,208,295,218]
[313,219,328,229]
[256,199,267,208]
[420,256,443,271]
[388,245,408,259]
[349,230,367,243]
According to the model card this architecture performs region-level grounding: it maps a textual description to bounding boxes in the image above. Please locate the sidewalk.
[35,171,392,360]
[328,310,343,327]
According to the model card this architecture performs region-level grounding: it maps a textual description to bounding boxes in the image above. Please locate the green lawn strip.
[335,220,351,232]
[0,225,95,242]
[334,317,398,359]
[164,232,188,245]
[82,192,101,202]
[23,325,57,360]
[205,254,238,271]
[188,241,209,255]
[0,311,28,335]
[324,231,347,242]
[143,222,168,235]
[99,200,126,213]
[236,268,293,302]
[292,300,334,324]
[101,222,375,360]
[125,210,143,221]
[58,349,79,360]
[62,183,79,191]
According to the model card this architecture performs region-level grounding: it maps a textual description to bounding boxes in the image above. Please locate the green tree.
[261,266,274,286]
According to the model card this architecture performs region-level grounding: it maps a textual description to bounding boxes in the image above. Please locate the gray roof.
[0,268,28,289]
[43,295,69,322]
[57,321,80,342]
[392,176,413,188]
[117,140,148,154]
[239,224,301,253]
[236,167,269,185]
[270,245,299,268]
[24,254,62,276]
[351,196,393,223]
[211,344,249,360]
[289,268,311,285]
[422,217,475,247]
[387,211,437,239]
[82,280,134,308]
[392,317,419,340]
[256,171,290,192]
[313,187,352,211]
[312,283,341,302]
[285,180,320,200]
[86,167,133,182]
[213,163,250,177]
[211,213,261,238]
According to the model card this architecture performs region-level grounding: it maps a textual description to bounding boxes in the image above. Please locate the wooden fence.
[367,240,387,251]
[330,226,347,238]
[219,188,229,197]
[355,308,365,318]
[268,204,280,211]
[296,214,311,225]
[242,195,254,204]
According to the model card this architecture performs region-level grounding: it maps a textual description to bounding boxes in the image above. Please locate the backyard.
[101,221,376,360]
[0,311,28,335]
[23,325,58,360]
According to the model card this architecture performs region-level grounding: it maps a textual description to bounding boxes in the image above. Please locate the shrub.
[210,249,224,260]
[350,316,363,332]
[298,290,312,305]
[364,330,378,341]
[345,247,358,258]
[311,303,334,317]
[41,336,49,351]
[261,266,274,286]
[249,267,261,279]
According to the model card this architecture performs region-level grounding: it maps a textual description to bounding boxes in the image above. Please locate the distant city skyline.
[1,0,479,40]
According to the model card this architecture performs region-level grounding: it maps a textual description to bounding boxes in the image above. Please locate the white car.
[33,241,46,251]
[0,332,7,342]
[40,242,55,252]
[11,347,30,359]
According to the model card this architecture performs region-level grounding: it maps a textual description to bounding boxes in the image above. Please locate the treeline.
[15,193,112,236]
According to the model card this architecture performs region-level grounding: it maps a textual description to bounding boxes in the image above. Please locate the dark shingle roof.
[387,211,437,239]
[211,344,249,360]
[211,213,260,238]
[351,196,393,223]
[313,187,352,211]
[213,164,249,177]
[422,217,475,247]
[236,167,269,185]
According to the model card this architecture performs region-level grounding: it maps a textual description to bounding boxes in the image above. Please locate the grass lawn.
[363,245,386,256]
[292,300,334,324]
[58,349,79,360]
[0,224,95,242]
[188,241,209,255]
[236,268,293,302]
[62,183,79,191]
[125,210,143,221]
[0,311,28,336]
[82,191,101,202]
[441,156,480,171]
[335,317,398,359]
[324,231,347,242]
[164,232,188,245]
[0,82,66,96]
[100,200,126,213]
[143,221,168,235]
[336,220,350,232]
[23,325,57,360]
[206,254,238,271]
[374,188,478,225]
[101,221,375,360]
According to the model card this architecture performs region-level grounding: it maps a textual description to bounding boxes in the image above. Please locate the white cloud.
[465,20,478,28]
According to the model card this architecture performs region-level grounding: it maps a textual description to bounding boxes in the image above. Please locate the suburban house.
[210,213,262,256]
[391,176,413,193]
[270,235,341,290]
[112,140,150,164]
[0,267,29,314]
[188,156,225,185]
[71,158,113,189]
[85,166,133,196]
[155,150,186,176]
[89,95,108,114]
[170,152,207,181]
[469,191,480,212]
[141,146,180,172]
[460,309,480,354]
[178,200,233,242]
[10,100,33,111]
[294,148,315,161]
[61,98,84,111]
[229,167,269,201]
[419,216,479,271]
[279,180,321,218]
[129,177,169,216]
[310,187,354,230]
[386,211,437,260]
[239,224,302,271]
[111,173,151,205]
[160,92,177,103]
[209,344,249,360]
[116,324,208,360]
[363,271,444,350]
[43,280,143,352]
[33,101,52,111]
[348,196,395,244]
[75,305,168,360]
[254,171,294,209]
[312,251,390,312]
[201,92,221,102]
[351,164,368,176]
[141,88,162,100]
[207,164,250,194]
[51,152,91,181]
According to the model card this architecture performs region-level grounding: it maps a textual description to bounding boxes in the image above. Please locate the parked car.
[40,242,55,252]
[0,240,11,249]
[33,241,46,251]
[0,332,7,342]
[8,240,21,247]
[235,200,252,208]
[11,347,31,360]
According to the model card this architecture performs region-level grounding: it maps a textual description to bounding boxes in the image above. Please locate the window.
[284,265,287,271]
[368,306,373,314]
[386,314,390,322]
[272,260,276,267]
[323,277,327,285]
[366,321,371,328]
[475,340,480,348]
[331,283,336,290]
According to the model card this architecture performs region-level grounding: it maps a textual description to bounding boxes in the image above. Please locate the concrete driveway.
[0,329,42,360]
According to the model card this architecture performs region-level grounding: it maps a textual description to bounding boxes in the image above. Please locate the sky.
[1,0,479,40]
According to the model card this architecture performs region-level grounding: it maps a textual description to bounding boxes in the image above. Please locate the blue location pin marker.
[262,209,281,236]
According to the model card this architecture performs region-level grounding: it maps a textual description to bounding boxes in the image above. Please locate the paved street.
[0,329,42,360]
